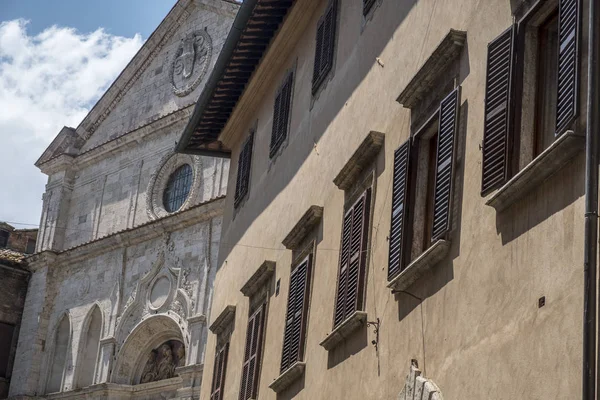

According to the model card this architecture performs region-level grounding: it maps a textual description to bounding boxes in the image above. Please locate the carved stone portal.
[397,360,443,400]
[139,340,185,384]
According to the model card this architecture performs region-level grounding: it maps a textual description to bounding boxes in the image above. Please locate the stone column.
[96,337,117,384]
[38,169,75,252]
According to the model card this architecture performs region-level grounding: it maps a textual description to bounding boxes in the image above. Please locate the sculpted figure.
[155,343,176,380]
[140,351,158,384]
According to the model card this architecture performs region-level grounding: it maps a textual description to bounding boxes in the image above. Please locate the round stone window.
[162,164,193,213]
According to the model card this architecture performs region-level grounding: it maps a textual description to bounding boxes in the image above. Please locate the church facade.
[8,1,239,399]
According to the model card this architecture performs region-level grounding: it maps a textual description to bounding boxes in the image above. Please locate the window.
[270,71,294,158]
[333,188,371,328]
[26,238,36,254]
[481,0,581,195]
[388,88,460,281]
[239,303,266,400]
[210,340,230,400]
[312,0,337,94]
[280,254,312,373]
[0,230,9,248]
[234,131,254,208]
[162,164,193,212]
[363,0,376,16]
[0,322,15,378]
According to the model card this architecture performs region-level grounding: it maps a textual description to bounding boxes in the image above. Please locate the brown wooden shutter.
[280,254,312,373]
[234,132,254,207]
[431,87,460,241]
[210,341,229,400]
[363,0,376,16]
[388,140,411,281]
[312,1,337,93]
[239,304,265,400]
[333,188,371,328]
[555,0,581,135]
[481,25,516,196]
[270,72,294,157]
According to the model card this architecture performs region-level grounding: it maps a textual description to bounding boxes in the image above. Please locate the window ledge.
[486,130,584,212]
[387,240,450,292]
[269,361,306,393]
[319,311,367,351]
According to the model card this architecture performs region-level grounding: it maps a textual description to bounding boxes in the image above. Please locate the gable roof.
[176,0,295,157]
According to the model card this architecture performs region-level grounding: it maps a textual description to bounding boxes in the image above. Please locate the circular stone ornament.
[149,276,171,309]
[146,152,202,220]
[169,29,212,97]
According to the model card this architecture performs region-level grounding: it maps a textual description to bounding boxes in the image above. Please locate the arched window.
[47,315,70,393]
[162,164,193,213]
[77,306,102,388]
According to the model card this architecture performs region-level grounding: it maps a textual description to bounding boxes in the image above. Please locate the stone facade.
[8,1,238,399]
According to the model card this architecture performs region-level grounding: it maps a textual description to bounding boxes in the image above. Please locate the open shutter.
[239,304,265,400]
[431,87,460,241]
[388,140,411,281]
[481,25,516,196]
[555,0,581,135]
[234,132,254,207]
[333,188,371,328]
[210,341,229,400]
[280,254,312,373]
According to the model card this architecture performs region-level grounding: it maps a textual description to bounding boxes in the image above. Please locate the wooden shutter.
[210,341,229,400]
[481,25,516,196]
[388,140,411,281]
[312,1,337,93]
[555,0,581,135]
[270,72,294,157]
[363,0,376,16]
[280,254,312,373]
[333,188,371,328]
[234,132,254,207]
[239,304,265,400]
[431,87,461,241]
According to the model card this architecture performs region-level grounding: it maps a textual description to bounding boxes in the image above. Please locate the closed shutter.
[270,72,294,157]
[363,0,376,16]
[555,0,581,135]
[210,341,229,400]
[431,87,461,241]
[234,132,254,207]
[280,254,312,373]
[239,304,265,400]
[388,140,411,281]
[333,188,371,328]
[312,1,337,93]
[481,25,516,196]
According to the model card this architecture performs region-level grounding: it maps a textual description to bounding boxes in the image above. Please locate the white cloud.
[0,19,143,226]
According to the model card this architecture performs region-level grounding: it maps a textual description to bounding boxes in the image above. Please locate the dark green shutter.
[239,304,265,400]
[210,341,229,400]
[388,140,411,281]
[234,132,254,207]
[270,72,294,157]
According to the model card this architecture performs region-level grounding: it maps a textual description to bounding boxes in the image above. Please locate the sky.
[0,0,177,229]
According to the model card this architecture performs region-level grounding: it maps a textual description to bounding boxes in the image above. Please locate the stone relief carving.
[170,29,212,97]
[146,151,203,221]
[77,274,91,298]
[397,360,443,400]
[139,340,185,384]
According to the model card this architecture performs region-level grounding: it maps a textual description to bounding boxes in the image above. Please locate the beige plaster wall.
[203,0,589,399]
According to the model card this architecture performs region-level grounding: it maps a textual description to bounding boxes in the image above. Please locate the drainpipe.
[583,0,599,397]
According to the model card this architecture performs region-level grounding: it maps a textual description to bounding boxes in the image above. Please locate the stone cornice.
[282,206,323,250]
[26,250,59,272]
[40,196,224,266]
[333,131,385,190]
[209,305,236,335]
[240,260,275,297]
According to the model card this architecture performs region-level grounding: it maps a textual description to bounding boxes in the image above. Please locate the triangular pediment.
[37,0,239,168]
[35,126,84,167]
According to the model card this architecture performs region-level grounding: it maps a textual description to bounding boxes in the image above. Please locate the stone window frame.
[72,303,104,389]
[43,311,73,394]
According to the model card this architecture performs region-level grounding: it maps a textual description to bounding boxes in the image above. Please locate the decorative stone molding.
[397,360,443,400]
[209,305,236,335]
[387,240,450,292]
[333,131,385,190]
[319,311,367,351]
[240,261,276,297]
[282,206,323,250]
[146,152,203,220]
[396,29,466,109]
[486,130,584,212]
[269,361,305,393]
[170,29,213,97]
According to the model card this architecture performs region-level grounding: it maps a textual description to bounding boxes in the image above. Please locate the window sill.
[319,311,367,351]
[269,361,306,393]
[486,130,584,212]
[387,239,450,292]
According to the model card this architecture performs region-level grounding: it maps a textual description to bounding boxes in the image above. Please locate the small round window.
[162,164,193,213]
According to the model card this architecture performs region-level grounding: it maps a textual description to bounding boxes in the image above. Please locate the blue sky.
[0,1,178,227]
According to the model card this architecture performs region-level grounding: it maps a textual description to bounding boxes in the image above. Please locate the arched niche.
[47,314,71,393]
[111,314,185,385]
[76,305,102,388]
